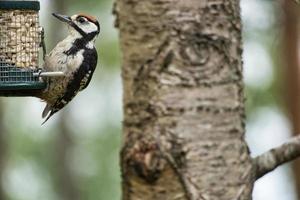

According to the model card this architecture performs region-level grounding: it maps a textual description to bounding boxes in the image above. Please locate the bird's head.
[52,13,100,41]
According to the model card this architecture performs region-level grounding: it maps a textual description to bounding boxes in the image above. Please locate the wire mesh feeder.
[0,1,62,97]
[0,63,45,94]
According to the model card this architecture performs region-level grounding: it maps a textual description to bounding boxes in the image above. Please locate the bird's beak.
[52,13,72,25]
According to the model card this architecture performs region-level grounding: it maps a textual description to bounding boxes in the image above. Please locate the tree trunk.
[55,110,81,200]
[115,0,255,199]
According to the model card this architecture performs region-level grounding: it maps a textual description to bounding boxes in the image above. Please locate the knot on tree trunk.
[124,139,167,183]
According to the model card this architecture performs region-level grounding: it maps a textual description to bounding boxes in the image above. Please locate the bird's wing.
[79,47,98,91]
[44,40,70,72]
[60,47,97,102]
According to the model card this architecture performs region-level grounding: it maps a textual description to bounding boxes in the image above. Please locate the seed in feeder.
[1,10,40,68]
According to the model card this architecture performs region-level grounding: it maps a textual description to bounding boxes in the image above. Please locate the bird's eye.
[78,17,86,23]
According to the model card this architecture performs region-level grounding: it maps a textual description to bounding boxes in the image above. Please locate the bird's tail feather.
[42,104,51,118]
[41,104,57,125]
[41,111,55,125]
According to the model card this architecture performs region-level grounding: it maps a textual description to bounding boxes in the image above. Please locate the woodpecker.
[39,13,100,124]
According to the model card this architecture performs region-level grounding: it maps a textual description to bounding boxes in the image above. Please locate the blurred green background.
[0,0,299,200]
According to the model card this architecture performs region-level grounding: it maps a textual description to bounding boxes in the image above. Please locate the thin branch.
[254,136,300,179]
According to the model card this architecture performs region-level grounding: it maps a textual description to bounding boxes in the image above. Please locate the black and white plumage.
[39,13,100,124]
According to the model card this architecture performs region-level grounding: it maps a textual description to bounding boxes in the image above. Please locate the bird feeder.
[0,0,45,96]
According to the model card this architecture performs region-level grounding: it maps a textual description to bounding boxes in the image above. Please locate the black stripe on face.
[71,23,87,37]
[71,18,100,40]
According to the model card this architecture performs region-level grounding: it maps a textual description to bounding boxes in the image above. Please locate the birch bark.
[115,1,255,199]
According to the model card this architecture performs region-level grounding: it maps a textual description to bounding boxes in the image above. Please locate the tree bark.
[115,0,255,199]
[115,0,300,199]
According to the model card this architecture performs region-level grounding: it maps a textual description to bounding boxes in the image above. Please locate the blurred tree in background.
[50,1,81,199]
[0,0,299,200]
[243,0,300,199]
[282,0,300,199]
[0,99,7,200]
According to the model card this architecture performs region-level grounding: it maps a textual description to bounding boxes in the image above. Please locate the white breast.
[67,49,84,72]
[44,35,80,72]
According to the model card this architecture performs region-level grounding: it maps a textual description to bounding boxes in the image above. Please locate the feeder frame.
[0,0,64,97]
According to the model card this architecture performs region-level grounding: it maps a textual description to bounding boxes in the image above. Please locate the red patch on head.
[78,13,97,23]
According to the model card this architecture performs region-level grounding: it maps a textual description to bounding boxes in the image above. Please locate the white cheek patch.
[83,23,98,34]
